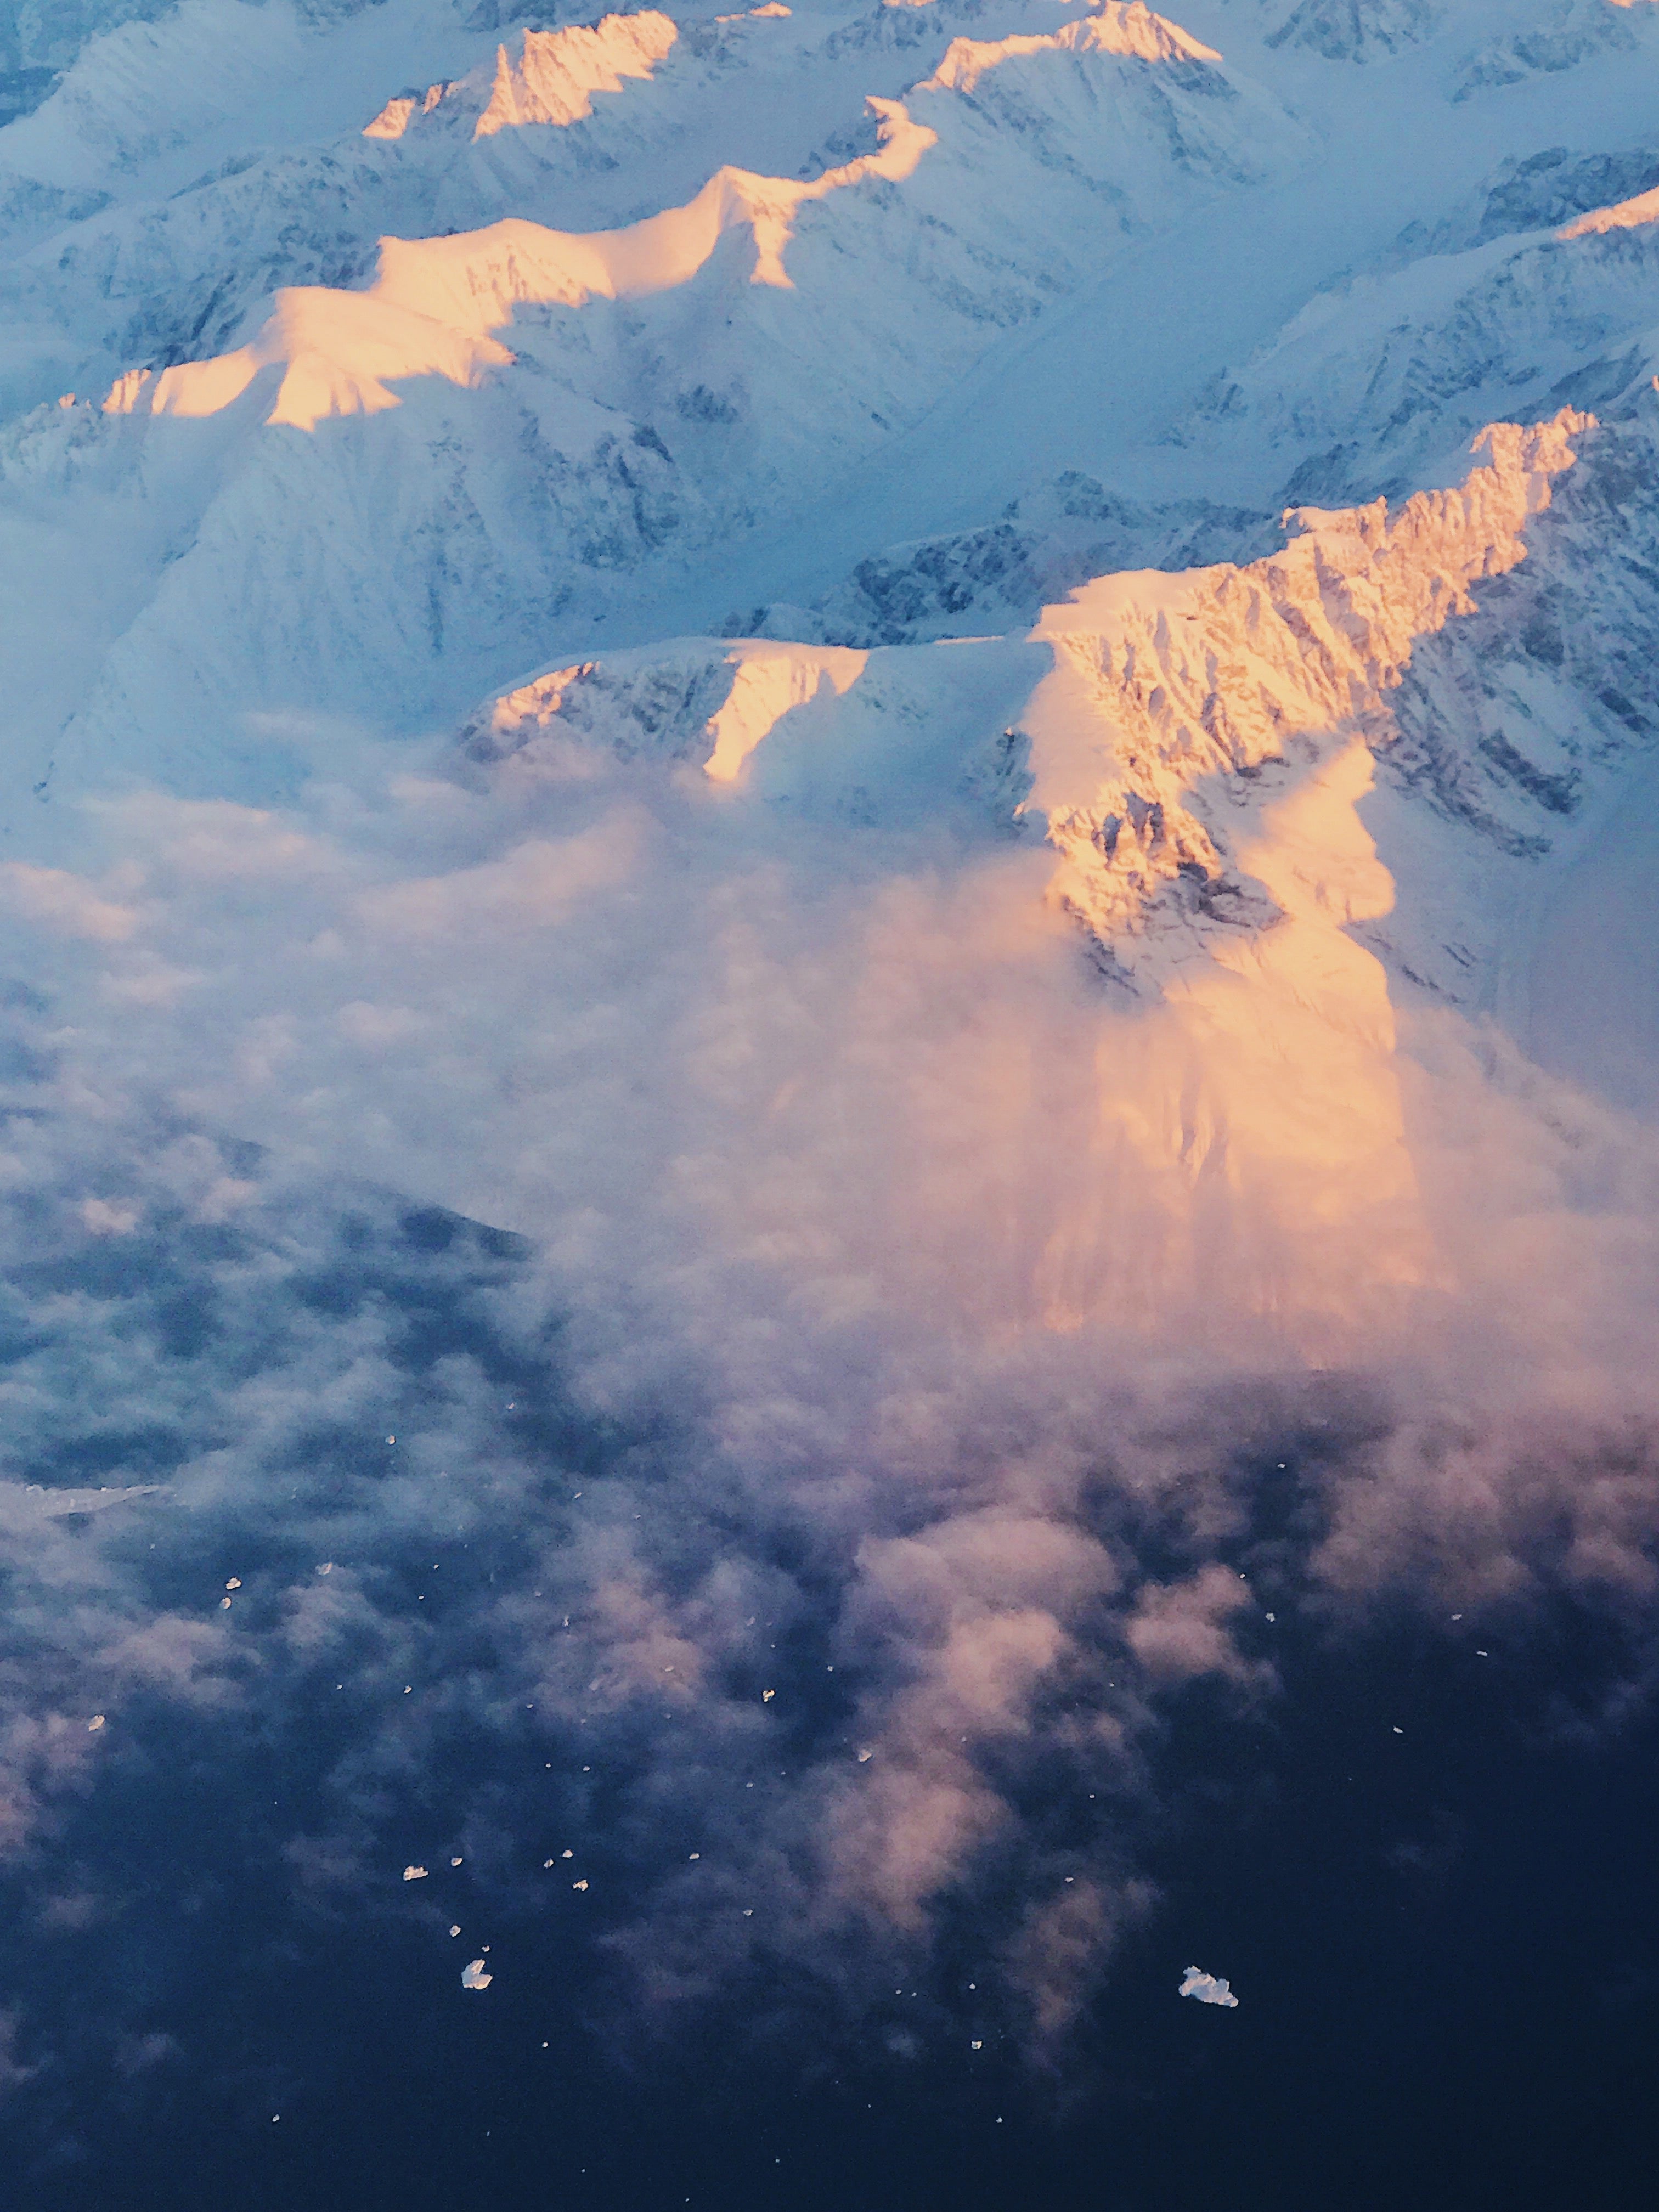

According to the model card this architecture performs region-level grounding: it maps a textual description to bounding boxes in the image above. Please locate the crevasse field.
[0,3,1656,2205]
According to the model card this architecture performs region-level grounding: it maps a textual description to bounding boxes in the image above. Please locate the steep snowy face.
[1263,0,1441,60]
[1024,410,1589,974]
[1455,0,1659,100]
[0,6,1314,794]
[1181,177,1659,504]
[1,0,314,183]
[363,11,682,139]
[1,1,187,122]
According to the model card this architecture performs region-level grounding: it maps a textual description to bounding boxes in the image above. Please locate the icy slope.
[0,1,1117,422]
[1454,0,1659,101]
[460,403,1604,1000]
[1265,0,1441,61]
[1,0,1658,1094]
[1,5,1312,809]
[1182,167,1659,505]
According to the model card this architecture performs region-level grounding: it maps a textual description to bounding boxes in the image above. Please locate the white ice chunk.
[1179,1966,1239,2008]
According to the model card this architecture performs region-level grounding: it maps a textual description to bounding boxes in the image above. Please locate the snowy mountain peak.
[1265,0,1440,61]
[362,10,682,142]
[1030,408,1590,973]
[456,407,1590,999]
[474,11,681,139]
[1558,176,1659,236]
[922,0,1221,86]
[100,95,938,428]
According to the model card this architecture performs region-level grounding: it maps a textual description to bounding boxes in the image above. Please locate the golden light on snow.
[701,646,870,783]
[104,102,936,432]
[920,2,1220,97]
[471,14,679,141]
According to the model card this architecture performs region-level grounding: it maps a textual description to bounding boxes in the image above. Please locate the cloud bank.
[0,654,1651,2084]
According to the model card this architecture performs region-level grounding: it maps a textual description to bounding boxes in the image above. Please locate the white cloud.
[80,1197,140,1237]
[0,635,1652,2076]
[0,860,140,943]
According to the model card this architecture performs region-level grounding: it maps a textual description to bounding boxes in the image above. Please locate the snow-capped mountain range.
[3,0,1659,1124]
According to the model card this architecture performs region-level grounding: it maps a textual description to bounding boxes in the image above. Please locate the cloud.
[1009,1875,1156,2047]
[0,861,140,943]
[0,627,1656,2095]
[1123,1565,1268,1688]
[78,1198,139,1237]
[354,816,641,941]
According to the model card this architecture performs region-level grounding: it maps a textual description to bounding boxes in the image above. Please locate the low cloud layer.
[0,662,1654,2100]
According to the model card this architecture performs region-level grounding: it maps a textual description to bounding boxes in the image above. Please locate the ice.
[1178,1967,1239,2009]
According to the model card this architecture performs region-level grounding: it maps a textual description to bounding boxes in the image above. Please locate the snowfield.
[0,1,1655,1222]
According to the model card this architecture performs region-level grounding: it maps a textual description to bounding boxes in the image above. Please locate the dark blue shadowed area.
[2,1576,1653,2211]
[0,1046,1649,2212]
